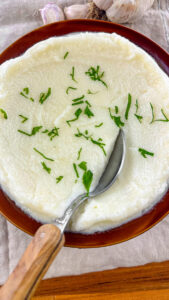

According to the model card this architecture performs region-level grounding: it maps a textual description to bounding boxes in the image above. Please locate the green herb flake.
[135,114,143,123]
[67,108,82,127]
[109,108,124,128]
[74,129,106,156]
[73,163,79,178]
[91,138,106,156]
[72,101,84,106]
[18,126,42,137]
[95,122,103,128]
[134,99,143,123]
[135,99,139,114]
[115,106,119,114]
[78,161,87,171]
[83,170,93,196]
[138,148,154,158]
[77,147,82,160]
[150,103,155,124]
[19,114,28,123]
[39,87,51,104]
[0,108,8,119]
[75,128,91,140]
[85,65,108,88]
[156,109,169,122]
[66,86,77,94]
[56,176,64,183]
[72,95,85,102]
[125,93,132,120]
[87,89,98,95]
[84,105,94,118]
[20,87,34,102]
[85,100,91,107]
[42,129,49,134]
[64,51,69,59]
[33,148,54,161]
[48,127,59,141]
[70,67,77,83]
[41,162,51,174]
[23,87,29,95]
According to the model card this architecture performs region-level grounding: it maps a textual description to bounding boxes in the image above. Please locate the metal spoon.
[55,129,126,234]
[0,129,125,300]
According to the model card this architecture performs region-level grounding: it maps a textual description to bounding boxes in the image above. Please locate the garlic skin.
[64,4,90,20]
[94,0,154,24]
[93,0,113,11]
[40,3,65,25]
[107,0,154,23]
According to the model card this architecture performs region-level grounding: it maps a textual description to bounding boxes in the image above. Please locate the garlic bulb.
[64,4,90,20]
[93,0,113,11]
[40,3,65,25]
[93,0,154,23]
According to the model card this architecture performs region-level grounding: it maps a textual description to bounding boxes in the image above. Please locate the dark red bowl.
[0,20,169,248]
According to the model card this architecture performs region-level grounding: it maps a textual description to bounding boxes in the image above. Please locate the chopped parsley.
[19,114,28,123]
[95,122,103,128]
[33,148,54,161]
[85,100,91,107]
[83,169,93,196]
[56,176,63,183]
[85,65,108,88]
[73,163,79,178]
[72,95,85,102]
[78,161,87,171]
[125,93,132,120]
[134,99,143,123]
[75,128,92,140]
[47,127,59,141]
[66,86,77,94]
[150,103,169,123]
[150,103,155,124]
[138,148,154,158]
[42,129,49,133]
[20,87,34,102]
[109,108,124,128]
[84,105,94,118]
[87,89,98,95]
[64,51,69,59]
[72,101,84,106]
[41,162,51,174]
[67,108,82,126]
[156,109,169,122]
[74,128,106,156]
[77,147,82,160]
[0,108,8,119]
[18,126,42,136]
[39,87,51,104]
[70,66,77,83]
[135,115,143,122]
[115,106,119,114]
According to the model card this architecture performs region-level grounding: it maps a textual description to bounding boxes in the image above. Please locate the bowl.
[0,20,169,248]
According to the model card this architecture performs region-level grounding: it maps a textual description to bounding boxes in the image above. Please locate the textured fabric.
[0,0,169,285]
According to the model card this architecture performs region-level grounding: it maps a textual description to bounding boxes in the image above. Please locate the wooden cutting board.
[32,260,169,299]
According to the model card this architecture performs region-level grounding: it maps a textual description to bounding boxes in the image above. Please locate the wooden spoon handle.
[0,224,65,300]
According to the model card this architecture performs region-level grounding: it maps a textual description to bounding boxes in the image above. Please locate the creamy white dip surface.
[0,32,169,233]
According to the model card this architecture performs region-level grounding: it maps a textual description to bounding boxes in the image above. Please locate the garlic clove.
[93,0,113,11]
[106,0,154,24]
[40,3,65,25]
[64,4,90,20]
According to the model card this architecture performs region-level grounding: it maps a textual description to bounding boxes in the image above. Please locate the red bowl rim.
[0,19,169,248]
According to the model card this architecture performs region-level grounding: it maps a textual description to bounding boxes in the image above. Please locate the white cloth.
[0,0,169,285]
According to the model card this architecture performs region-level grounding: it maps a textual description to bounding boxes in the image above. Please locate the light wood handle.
[0,224,65,300]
